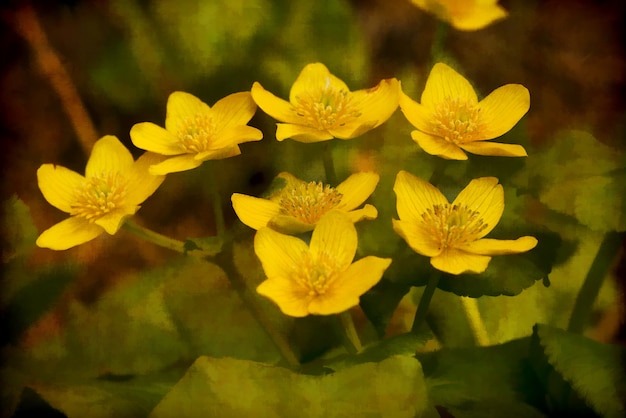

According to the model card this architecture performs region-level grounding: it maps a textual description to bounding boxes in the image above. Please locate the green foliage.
[2,197,38,263]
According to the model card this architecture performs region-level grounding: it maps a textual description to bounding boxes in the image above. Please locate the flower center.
[431,97,484,144]
[292,84,361,130]
[278,181,343,224]
[176,114,216,153]
[421,203,488,250]
[70,172,128,222]
[295,251,340,296]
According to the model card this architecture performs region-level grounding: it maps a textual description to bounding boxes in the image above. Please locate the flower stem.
[336,310,363,354]
[567,231,623,334]
[460,296,490,346]
[322,142,337,185]
[430,21,449,65]
[411,273,441,333]
[206,162,226,239]
[122,219,186,253]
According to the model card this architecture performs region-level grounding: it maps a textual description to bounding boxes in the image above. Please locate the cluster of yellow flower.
[36,61,537,318]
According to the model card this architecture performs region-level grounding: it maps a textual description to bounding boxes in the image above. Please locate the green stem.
[336,310,363,354]
[206,162,226,239]
[123,219,186,253]
[411,273,441,333]
[567,232,623,334]
[460,296,490,346]
[322,142,337,185]
[430,21,449,65]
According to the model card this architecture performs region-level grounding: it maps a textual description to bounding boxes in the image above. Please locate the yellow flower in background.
[393,171,537,275]
[400,63,530,160]
[232,171,379,234]
[255,211,392,317]
[251,62,399,143]
[409,0,508,31]
[36,136,166,250]
[130,91,263,174]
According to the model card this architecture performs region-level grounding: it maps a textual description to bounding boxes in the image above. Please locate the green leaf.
[149,355,428,418]
[2,196,38,263]
[532,324,626,418]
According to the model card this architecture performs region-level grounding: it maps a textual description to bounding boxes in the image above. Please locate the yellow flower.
[231,171,379,234]
[409,0,508,31]
[130,91,263,174]
[255,211,392,317]
[36,136,166,250]
[399,63,530,160]
[251,62,399,143]
[392,170,537,275]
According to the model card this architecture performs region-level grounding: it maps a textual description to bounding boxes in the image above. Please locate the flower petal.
[452,4,508,31]
[394,170,448,223]
[85,135,134,177]
[36,216,103,250]
[477,84,530,140]
[194,145,241,162]
[37,164,85,213]
[289,63,349,103]
[254,227,308,280]
[411,131,469,160]
[335,172,379,211]
[459,236,538,255]
[452,177,503,238]
[256,277,312,318]
[308,256,392,315]
[125,152,167,207]
[251,82,300,124]
[310,211,357,270]
[430,248,492,275]
[130,122,182,156]
[209,125,263,149]
[393,219,442,257]
[267,215,316,234]
[148,154,203,175]
[231,193,281,230]
[344,204,378,223]
[460,141,528,157]
[95,208,134,235]
[165,91,211,132]
[421,63,478,110]
[275,123,334,143]
[211,91,258,129]
[399,88,433,133]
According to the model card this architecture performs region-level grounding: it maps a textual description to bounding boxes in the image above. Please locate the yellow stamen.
[295,251,340,296]
[176,114,216,153]
[279,181,343,224]
[422,203,488,250]
[70,172,128,221]
[431,97,484,144]
[292,85,361,130]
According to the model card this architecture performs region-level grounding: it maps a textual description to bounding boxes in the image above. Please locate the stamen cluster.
[295,250,340,296]
[176,114,216,153]
[422,203,488,250]
[279,181,343,224]
[293,88,360,130]
[431,97,484,144]
[70,172,128,222]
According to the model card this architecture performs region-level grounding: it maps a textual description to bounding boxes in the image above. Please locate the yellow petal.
[477,84,530,140]
[275,172,305,191]
[394,170,448,223]
[267,215,316,234]
[309,211,357,270]
[308,256,392,315]
[231,193,281,230]
[459,236,538,255]
[130,122,182,156]
[37,164,85,213]
[85,135,134,177]
[256,277,312,318]
[344,204,378,223]
[289,63,349,103]
[460,141,528,157]
[335,172,379,211]
[194,145,241,162]
[125,152,167,207]
[399,88,433,133]
[148,154,203,175]
[251,82,300,124]
[452,177,503,238]
[430,248,492,275]
[209,125,263,149]
[165,91,211,132]
[276,123,334,143]
[36,216,103,250]
[210,91,258,129]
[411,131,469,160]
[421,63,478,110]
[254,227,309,279]
[392,219,442,257]
[95,208,133,235]
[451,3,508,31]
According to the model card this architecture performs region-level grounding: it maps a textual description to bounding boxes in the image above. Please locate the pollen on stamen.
[421,203,488,249]
[294,251,340,296]
[279,181,343,224]
[70,172,128,222]
[292,87,361,130]
[176,114,216,153]
[431,97,484,144]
